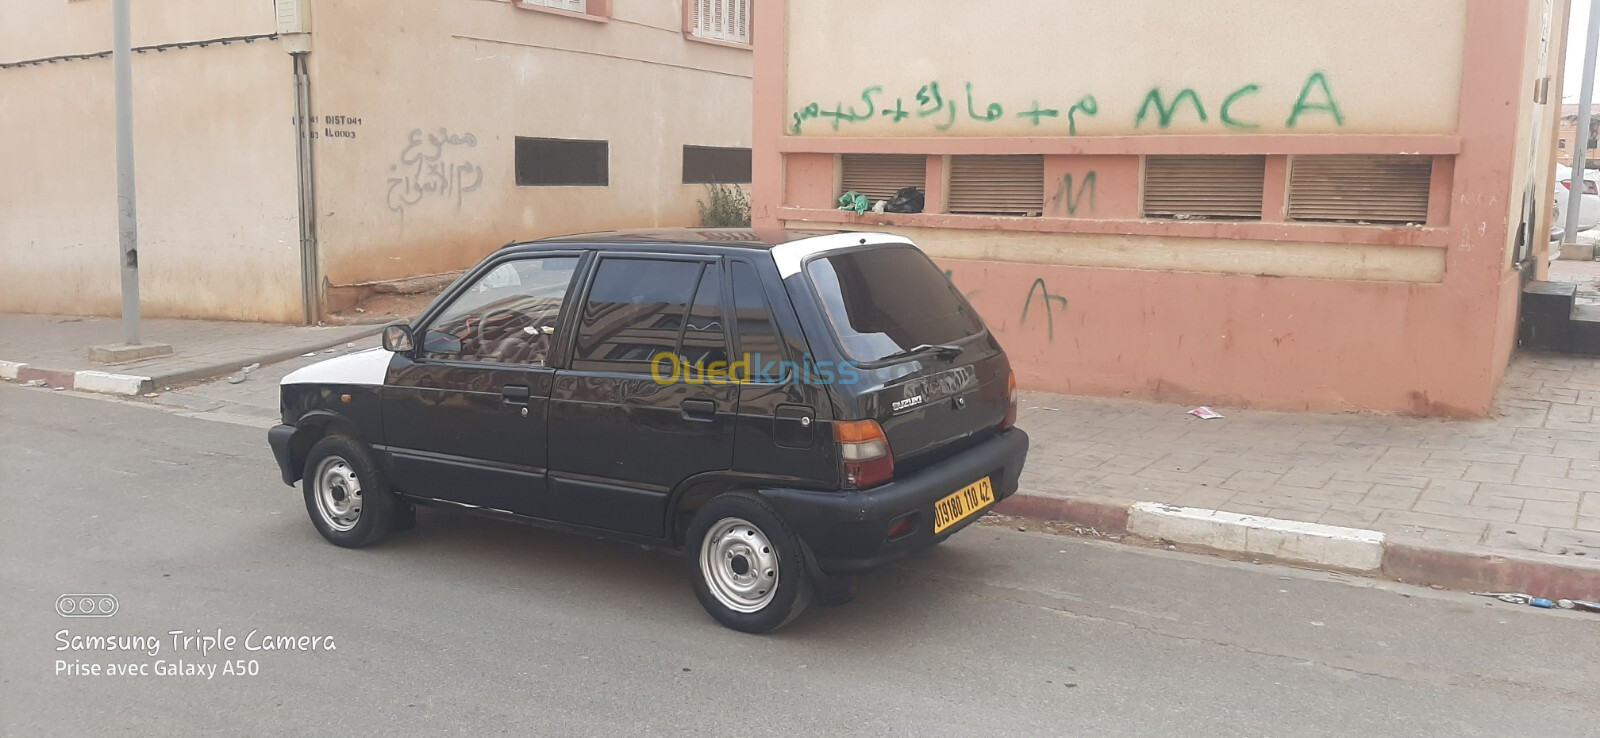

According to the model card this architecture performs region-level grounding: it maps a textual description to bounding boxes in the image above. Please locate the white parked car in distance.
[1555,164,1600,233]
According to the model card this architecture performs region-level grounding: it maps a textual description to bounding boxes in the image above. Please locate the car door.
[548,254,737,538]
[381,252,585,518]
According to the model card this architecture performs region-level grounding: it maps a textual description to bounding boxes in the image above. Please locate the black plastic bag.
[884,186,925,214]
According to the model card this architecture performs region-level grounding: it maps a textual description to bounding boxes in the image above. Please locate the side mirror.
[381,324,414,353]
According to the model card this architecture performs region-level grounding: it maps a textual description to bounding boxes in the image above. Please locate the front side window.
[420,256,580,365]
[572,258,711,372]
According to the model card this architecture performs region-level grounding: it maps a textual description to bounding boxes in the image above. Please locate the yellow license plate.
[933,477,995,533]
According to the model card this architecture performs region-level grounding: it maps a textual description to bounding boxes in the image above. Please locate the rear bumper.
[757,429,1029,575]
[268,424,298,486]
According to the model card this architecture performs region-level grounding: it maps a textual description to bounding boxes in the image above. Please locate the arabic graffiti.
[789,72,1343,135]
[386,128,485,214]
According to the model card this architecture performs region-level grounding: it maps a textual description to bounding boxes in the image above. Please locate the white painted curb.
[73,370,150,396]
[1126,502,1386,573]
[0,361,25,380]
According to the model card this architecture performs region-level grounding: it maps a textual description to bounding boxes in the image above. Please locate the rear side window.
[679,264,728,366]
[572,258,726,373]
[730,261,785,364]
[804,246,982,363]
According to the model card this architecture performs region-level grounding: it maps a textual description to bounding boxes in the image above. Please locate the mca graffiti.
[789,71,1343,135]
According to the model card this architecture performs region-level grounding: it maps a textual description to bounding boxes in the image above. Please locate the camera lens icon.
[57,594,118,618]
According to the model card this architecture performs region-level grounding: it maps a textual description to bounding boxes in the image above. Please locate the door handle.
[501,384,531,405]
[681,399,717,422]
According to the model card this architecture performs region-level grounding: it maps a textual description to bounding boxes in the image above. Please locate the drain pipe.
[291,50,320,325]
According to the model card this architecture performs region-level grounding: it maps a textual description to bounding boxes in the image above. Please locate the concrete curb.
[996,492,1600,600]
[0,327,379,397]
[1127,502,1385,573]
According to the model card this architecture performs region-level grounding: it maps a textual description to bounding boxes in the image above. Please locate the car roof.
[503,227,867,252]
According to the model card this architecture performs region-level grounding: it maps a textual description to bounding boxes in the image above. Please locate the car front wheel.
[685,493,812,633]
[302,435,397,548]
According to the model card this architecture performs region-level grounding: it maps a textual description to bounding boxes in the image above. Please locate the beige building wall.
[784,0,1466,137]
[307,0,754,291]
[0,0,303,322]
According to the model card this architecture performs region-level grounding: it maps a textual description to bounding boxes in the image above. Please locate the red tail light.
[999,371,1018,430]
[835,419,893,489]
[1562,180,1573,190]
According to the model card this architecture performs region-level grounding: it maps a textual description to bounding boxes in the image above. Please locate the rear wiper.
[874,343,962,364]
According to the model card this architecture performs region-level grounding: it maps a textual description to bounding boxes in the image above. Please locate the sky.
[1567,1,1598,103]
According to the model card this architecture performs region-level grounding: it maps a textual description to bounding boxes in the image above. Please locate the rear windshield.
[804,246,984,363]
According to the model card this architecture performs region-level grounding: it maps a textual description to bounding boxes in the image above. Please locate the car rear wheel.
[685,493,812,633]
[302,435,397,548]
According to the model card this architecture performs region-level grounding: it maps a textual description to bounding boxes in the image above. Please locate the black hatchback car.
[268,229,1029,632]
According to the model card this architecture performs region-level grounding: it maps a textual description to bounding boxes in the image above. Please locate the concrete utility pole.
[1565,0,1600,245]
[113,0,142,344]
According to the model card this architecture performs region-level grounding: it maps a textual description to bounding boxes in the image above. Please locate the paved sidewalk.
[0,313,378,392]
[147,335,382,424]
[1017,351,1600,561]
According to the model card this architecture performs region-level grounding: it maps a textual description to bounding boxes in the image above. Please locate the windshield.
[804,245,984,363]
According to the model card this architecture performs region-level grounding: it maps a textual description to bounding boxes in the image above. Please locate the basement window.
[1288,155,1433,225]
[1143,155,1266,220]
[682,146,752,184]
[948,155,1044,216]
[839,154,926,204]
[516,137,608,186]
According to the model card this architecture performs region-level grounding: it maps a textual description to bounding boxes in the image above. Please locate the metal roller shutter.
[839,154,927,204]
[948,155,1044,216]
[1143,155,1266,220]
[1289,155,1433,224]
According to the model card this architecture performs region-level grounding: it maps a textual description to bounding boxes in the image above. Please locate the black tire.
[301,435,397,548]
[684,493,813,633]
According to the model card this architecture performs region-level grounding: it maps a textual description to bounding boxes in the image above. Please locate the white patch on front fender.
[281,348,395,386]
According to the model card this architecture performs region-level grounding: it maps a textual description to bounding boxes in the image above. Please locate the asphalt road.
[3,384,1598,737]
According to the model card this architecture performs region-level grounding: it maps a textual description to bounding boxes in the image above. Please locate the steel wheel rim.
[700,517,780,614]
[313,456,362,532]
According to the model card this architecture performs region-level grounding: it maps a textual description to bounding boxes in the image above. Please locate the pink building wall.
[753,0,1542,417]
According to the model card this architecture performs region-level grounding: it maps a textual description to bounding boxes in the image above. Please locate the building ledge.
[776,134,1463,157]
[775,207,1453,249]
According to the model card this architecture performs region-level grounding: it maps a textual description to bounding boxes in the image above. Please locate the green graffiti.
[1067,95,1099,136]
[1286,71,1344,127]
[1136,87,1209,128]
[1017,100,1060,126]
[1220,84,1261,130]
[916,82,957,130]
[916,82,944,115]
[965,82,1003,122]
[882,97,909,122]
[1050,172,1097,216]
[790,73,1344,136]
[1021,278,1069,341]
[789,102,820,134]
[818,86,882,130]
